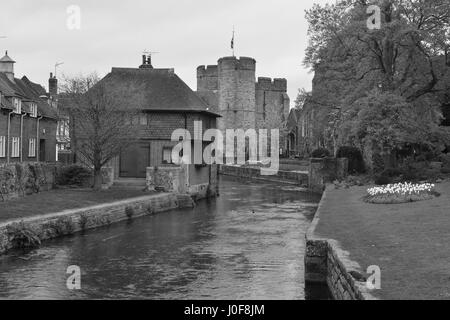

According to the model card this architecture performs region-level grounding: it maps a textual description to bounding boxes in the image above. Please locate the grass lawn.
[0,188,155,223]
[314,181,450,300]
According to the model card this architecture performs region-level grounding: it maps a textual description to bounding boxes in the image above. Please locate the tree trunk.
[93,167,103,191]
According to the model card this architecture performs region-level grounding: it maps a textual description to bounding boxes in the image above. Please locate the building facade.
[0,52,57,164]
[196,56,290,155]
[70,55,220,196]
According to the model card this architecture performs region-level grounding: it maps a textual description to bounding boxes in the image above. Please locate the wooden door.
[119,142,150,178]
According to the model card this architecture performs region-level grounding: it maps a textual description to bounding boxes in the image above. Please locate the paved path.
[314,181,450,300]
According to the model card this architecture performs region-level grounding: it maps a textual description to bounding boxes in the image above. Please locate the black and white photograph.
[0,0,449,307]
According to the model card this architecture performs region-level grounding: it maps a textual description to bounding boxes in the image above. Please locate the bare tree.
[60,73,139,190]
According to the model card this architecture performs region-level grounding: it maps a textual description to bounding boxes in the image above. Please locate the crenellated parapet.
[256,77,287,92]
[197,65,218,91]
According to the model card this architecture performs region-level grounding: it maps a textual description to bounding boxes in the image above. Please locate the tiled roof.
[0,73,57,119]
[95,67,220,117]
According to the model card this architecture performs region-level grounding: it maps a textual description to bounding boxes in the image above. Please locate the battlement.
[197,65,218,91]
[197,65,218,77]
[256,77,287,92]
[218,56,256,71]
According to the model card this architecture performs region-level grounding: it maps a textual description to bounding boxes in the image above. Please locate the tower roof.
[0,51,15,63]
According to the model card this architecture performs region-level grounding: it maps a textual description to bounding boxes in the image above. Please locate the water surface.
[0,177,320,300]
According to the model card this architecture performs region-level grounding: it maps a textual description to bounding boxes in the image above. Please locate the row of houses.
[0,51,59,164]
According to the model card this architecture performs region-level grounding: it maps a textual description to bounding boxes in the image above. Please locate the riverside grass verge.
[311,180,450,300]
[0,192,188,255]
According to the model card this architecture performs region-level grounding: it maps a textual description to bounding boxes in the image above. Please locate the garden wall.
[0,162,57,201]
[0,192,194,255]
[309,158,348,193]
[305,186,376,300]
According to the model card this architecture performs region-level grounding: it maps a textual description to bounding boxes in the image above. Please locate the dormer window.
[13,97,21,114]
[29,103,37,117]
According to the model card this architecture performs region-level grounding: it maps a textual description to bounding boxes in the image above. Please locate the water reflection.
[0,176,320,300]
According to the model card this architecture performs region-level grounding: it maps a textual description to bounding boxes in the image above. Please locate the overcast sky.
[0,0,333,107]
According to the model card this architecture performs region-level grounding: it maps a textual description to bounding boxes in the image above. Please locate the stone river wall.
[305,186,377,300]
[0,193,193,256]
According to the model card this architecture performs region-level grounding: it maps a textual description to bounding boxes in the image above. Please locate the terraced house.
[0,51,57,163]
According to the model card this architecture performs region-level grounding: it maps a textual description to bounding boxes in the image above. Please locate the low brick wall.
[219,165,309,185]
[305,186,376,300]
[0,192,191,255]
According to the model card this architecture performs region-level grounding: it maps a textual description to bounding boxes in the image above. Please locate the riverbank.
[306,181,450,300]
[0,177,320,299]
[0,191,194,255]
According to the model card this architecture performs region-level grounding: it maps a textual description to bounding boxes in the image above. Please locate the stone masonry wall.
[0,193,191,254]
[0,162,57,201]
[147,166,187,193]
[305,186,377,300]
[309,158,348,193]
[219,165,309,186]
[0,193,188,255]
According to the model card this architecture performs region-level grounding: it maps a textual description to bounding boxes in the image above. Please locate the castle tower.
[217,56,256,133]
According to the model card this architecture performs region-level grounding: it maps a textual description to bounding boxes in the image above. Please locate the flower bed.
[365,182,438,204]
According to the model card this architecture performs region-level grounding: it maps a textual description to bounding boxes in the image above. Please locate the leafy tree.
[303,0,450,165]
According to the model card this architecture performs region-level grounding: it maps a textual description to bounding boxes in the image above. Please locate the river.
[0,176,321,300]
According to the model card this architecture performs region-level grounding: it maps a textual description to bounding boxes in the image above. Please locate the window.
[29,138,36,157]
[0,136,5,158]
[29,103,37,117]
[11,137,20,158]
[162,147,172,164]
[13,98,21,114]
[140,114,148,125]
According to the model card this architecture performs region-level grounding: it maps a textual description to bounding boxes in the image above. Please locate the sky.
[0,0,333,107]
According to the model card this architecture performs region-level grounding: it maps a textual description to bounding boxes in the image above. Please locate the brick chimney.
[49,72,58,98]
[139,54,153,69]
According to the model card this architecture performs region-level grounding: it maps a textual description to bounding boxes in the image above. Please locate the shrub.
[146,205,155,215]
[374,174,392,186]
[6,222,41,249]
[125,206,135,219]
[56,165,92,187]
[78,213,89,231]
[311,148,331,158]
[336,146,365,174]
[47,217,75,236]
[380,168,403,178]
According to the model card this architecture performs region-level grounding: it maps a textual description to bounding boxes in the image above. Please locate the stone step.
[177,194,195,208]
[112,179,147,187]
